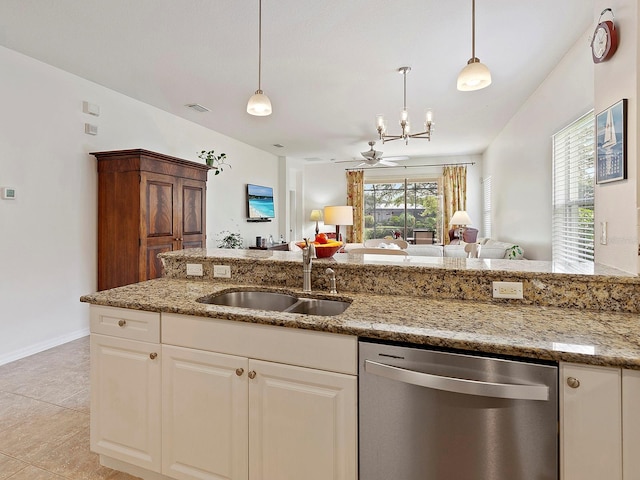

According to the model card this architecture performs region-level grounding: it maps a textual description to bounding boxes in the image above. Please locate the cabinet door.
[180,178,206,249]
[623,369,640,479]
[560,363,621,480]
[90,334,161,472]
[162,345,249,480]
[248,359,357,480]
[141,172,179,281]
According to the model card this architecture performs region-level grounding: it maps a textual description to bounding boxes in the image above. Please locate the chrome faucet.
[325,268,337,294]
[302,238,316,292]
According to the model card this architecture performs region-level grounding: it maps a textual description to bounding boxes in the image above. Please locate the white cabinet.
[89,306,162,473]
[162,345,249,480]
[248,359,357,480]
[560,362,621,480]
[623,369,640,479]
[161,313,358,480]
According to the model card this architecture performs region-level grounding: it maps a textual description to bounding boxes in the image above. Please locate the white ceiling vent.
[185,103,211,113]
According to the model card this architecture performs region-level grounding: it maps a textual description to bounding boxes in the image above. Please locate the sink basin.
[284,298,351,316]
[197,290,351,316]
[197,291,298,312]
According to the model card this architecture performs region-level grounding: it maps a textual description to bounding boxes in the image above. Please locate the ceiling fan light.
[457,58,492,91]
[247,90,272,116]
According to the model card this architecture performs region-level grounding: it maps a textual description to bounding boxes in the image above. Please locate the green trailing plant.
[217,230,243,249]
[198,150,230,176]
[506,245,523,260]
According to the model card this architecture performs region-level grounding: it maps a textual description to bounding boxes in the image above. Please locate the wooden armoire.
[93,149,209,291]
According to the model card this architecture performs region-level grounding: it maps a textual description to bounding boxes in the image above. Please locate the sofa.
[344,238,525,260]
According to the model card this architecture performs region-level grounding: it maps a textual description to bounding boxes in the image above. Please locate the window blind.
[552,111,595,264]
[481,176,492,239]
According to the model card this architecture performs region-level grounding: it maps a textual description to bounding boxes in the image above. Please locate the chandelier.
[376,67,433,145]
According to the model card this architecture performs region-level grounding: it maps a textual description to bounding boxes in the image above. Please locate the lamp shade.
[323,206,353,226]
[457,59,492,91]
[247,90,272,116]
[309,209,323,221]
[450,210,472,226]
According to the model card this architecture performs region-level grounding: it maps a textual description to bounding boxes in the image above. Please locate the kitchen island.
[81,248,640,480]
[81,247,640,368]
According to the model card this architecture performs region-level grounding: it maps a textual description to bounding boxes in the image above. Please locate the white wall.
[593,0,638,272]
[0,46,279,364]
[483,28,594,261]
[302,156,483,241]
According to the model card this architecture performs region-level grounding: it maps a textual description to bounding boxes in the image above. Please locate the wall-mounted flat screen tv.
[247,184,275,219]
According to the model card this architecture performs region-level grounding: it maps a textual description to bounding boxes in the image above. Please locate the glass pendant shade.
[247,90,272,116]
[457,58,492,91]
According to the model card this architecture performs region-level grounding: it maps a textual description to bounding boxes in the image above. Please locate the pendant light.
[247,0,272,116]
[457,0,492,91]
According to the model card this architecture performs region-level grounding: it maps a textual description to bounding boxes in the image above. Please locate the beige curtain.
[346,170,364,243]
[442,166,467,244]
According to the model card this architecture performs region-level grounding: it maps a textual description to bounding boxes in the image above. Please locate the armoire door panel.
[146,180,175,238]
[182,239,204,249]
[182,183,205,236]
[145,241,174,281]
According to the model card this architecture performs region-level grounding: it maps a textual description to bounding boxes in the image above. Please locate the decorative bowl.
[295,241,343,258]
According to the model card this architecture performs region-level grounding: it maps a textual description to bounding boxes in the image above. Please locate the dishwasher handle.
[365,360,550,401]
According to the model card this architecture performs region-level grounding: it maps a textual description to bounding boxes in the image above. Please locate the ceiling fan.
[336,141,409,167]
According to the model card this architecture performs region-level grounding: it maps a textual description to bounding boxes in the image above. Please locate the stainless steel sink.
[196,290,350,316]
[284,298,351,316]
[197,291,298,311]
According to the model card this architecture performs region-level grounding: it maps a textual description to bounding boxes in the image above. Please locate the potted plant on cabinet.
[198,150,230,176]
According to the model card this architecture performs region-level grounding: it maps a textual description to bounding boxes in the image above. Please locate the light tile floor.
[0,337,139,479]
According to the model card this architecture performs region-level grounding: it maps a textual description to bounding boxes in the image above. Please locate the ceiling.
[0,0,594,163]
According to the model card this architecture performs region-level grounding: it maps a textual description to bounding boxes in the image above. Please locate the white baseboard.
[0,328,90,366]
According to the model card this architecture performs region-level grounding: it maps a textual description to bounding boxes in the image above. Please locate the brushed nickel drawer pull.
[118,320,126,327]
[149,352,157,360]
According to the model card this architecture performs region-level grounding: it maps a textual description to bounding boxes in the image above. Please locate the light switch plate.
[186,263,203,276]
[492,281,523,299]
[213,265,231,278]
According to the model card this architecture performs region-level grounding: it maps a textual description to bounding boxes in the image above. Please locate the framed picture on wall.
[596,98,627,184]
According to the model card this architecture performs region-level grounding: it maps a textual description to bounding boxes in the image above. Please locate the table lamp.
[450,210,472,242]
[323,205,353,242]
[310,209,323,235]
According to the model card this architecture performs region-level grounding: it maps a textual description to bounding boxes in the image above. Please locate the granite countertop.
[81,277,640,370]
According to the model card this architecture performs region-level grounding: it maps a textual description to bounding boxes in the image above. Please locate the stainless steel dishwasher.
[359,339,558,480]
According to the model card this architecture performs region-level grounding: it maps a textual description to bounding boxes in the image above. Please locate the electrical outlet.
[492,281,523,299]
[213,265,231,278]
[186,263,203,276]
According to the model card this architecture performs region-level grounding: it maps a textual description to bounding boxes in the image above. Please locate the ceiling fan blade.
[381,155,409,161]
[379,159,398,166]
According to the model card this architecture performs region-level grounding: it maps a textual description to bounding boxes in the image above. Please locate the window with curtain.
[481,176,492,239]
[552,111,595,264]
[363,178,443,242]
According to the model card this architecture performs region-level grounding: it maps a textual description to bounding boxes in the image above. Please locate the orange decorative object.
[295,240,343,258]
[315,233,329,244]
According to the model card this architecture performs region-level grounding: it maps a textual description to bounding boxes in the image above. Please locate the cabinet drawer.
[90,305,160,342]
[162,313,357,375]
